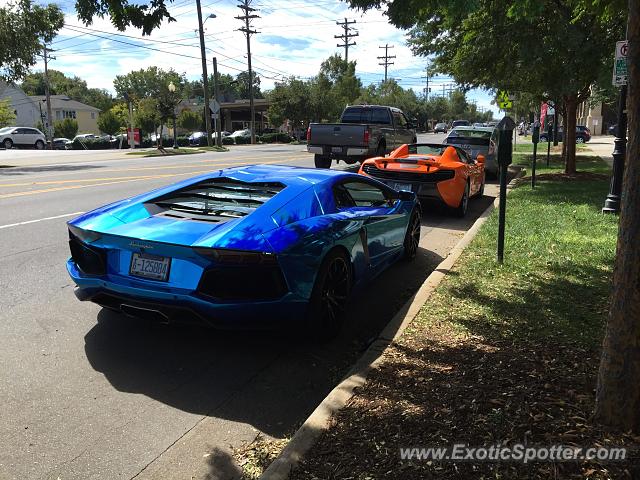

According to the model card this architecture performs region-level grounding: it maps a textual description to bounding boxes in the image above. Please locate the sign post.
[496,116,515,264]
[603,39,628,214]
[531,121,540,188]
[546,121,552,167]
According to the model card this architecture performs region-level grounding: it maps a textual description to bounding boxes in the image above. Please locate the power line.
[377,44,395,82]
[335,18,357,62]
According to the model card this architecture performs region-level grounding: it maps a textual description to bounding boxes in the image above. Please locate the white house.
[0,80,40,127]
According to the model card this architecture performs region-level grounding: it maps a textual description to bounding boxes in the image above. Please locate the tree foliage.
[113,66,184,101]
[54,118,78,138]
[347,0,626,172]
[97,110,124,136]
[133,97,160,135]
[0,99,16,127]
[178,109,202,131]
[0,0,64,81]
[21,70,114,111]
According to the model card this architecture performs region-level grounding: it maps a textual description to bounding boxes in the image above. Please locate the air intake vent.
[69,236,107,275]
[198,265,288,301]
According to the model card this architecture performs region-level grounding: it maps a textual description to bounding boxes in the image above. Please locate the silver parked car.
[443,126,498,178]
[0,126,47,150]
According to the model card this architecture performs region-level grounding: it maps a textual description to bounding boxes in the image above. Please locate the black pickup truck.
[307,105,417,168]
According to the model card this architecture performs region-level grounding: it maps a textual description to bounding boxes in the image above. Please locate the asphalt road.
[0,133,498,480]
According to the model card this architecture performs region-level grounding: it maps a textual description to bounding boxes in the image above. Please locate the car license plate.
[130,253,171,281]
[392,182,412,192]
[331,146,342,153]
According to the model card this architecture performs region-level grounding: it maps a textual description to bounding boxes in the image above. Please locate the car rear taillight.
[306,126,311,142]
[363,129,370,145]
[68,231,107,275]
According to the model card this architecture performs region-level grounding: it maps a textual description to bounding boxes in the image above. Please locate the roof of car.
[451,126,494,132]
[201,164,360,187]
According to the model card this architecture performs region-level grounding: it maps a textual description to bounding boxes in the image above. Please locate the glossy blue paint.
[67,164,418,327]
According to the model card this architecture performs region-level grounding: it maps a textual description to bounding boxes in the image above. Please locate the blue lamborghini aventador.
[66,164,421,338]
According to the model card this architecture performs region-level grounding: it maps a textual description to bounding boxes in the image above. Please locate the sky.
[10,0,498,116]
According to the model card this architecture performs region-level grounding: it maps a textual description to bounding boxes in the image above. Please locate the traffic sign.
[209,99,220,114]
[612,40,628,87]
[497,90,512,110]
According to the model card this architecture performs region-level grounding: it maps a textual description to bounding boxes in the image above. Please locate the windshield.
[445,129,492,146]
[151,179,285,219]
[408,144,448,155]
[0,127,14,134]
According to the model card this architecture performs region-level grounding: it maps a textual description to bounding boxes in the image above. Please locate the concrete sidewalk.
[584,135,616,165]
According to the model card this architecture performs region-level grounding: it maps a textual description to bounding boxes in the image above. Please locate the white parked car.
[229,129,252,138]
[0,126,47,150]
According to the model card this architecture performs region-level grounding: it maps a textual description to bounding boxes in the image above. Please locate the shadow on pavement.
[83,243,444,440]
[0,164,104,175]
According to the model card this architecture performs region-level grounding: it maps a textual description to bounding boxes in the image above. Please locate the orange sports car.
[358,143,486,217]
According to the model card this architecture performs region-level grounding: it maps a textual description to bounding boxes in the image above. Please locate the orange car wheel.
[453,181,470,217]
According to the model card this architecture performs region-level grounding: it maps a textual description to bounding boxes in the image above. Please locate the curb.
[259,167,525,480]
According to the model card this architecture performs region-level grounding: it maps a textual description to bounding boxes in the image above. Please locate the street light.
[168,81,178,149]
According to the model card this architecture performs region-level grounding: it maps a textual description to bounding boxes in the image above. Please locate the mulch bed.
[520,172,610,182]
[290,319,639,479]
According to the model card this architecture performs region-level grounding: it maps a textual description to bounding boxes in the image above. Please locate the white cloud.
[30,0,497,116]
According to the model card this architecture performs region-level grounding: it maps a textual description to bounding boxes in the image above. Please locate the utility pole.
[195,0,212,146]
[42,45,54,149]
[212,57,222,147]
[236,0,260,145]
[421,65,431,100]
[335,18,357,62]
[377,44,395,82]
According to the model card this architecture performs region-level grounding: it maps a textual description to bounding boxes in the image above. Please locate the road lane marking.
[0,157,311,199]
[0,212,86,230]
[0,155,309,188]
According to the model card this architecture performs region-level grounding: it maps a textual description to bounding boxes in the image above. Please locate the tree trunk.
[564,94,578,174]
[594,0,640,432]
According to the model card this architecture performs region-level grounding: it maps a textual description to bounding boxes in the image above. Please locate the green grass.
[412,156,617,348]
[513,151,611,175]
[195,145,229,152]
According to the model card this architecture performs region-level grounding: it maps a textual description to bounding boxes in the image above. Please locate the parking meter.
[495,116,515,264]
[531,121,540,188]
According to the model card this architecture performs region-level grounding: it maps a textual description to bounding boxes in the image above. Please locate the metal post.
[532,122,540,188]
[496,116,515,264]
[213,57,222,147]
[602,84,628,214]
[195,0,212,147]
[128,100,134,150]
[546,122,552,166]
[172,110,178,149]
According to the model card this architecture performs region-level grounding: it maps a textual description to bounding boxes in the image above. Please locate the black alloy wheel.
[403,209,421,260]
[308,250,351,341]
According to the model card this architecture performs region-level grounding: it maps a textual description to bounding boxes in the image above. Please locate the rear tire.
[314,154,331,169]
[576,137,585,144]
[376,142,385,157]
[403,209,421,260]
[453,181,470,218]
[3,138,13,149]
[35,140,45,150]
[307,249,352,341]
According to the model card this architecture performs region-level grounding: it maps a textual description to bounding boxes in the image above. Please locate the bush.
[222,136,234,145]
[175,136,191,147]
[234,136,250,144]
[54,119,79,139]
[260,132,293,143]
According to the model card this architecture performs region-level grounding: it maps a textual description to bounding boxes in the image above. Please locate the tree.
[266,77,311,135]
[97,110,124,136]
[178,109,201,131]
[0,0,64,81]
[594,1,640,432]
[54,118,78,138]
[0,99,16,127]
[236,71,263,99]
[75,0,174,35]
[113,67,184,101]
[133,97,160,136]
[348,0,625,173]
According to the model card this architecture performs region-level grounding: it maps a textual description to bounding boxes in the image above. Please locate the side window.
[371,108,391,125]
[333,184,356,209]
[343,181,392,208]
[15,128,26,134]
[393,111,407,128]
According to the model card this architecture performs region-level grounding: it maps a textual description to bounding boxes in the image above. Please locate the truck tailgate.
[309,124,366,147]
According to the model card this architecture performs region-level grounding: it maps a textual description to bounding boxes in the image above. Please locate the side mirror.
[398,190,416,201]
[476,154,486,164]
